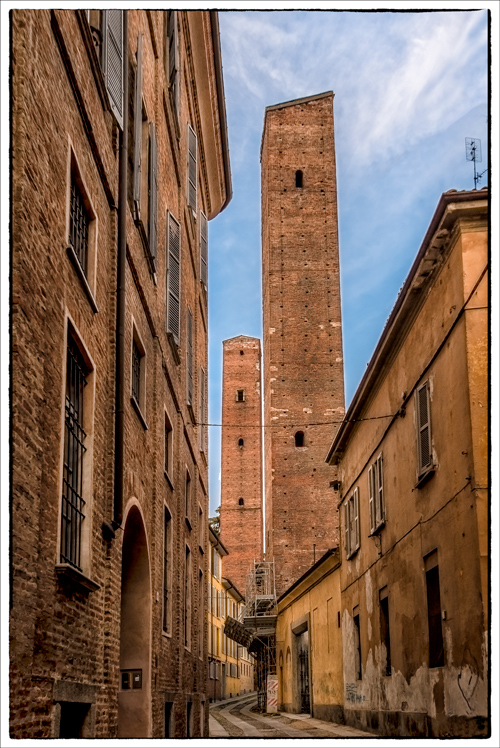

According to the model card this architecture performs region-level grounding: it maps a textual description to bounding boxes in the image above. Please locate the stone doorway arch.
[118,502,151,737]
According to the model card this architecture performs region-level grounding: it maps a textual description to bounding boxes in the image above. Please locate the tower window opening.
[295,170,303,188]
[238,498,244,506]
[236,389,245,402]
[238,438,244,447]
[240,350,244,355]
[295,431,304,448]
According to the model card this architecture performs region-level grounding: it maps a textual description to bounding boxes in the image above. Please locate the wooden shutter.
[199,367,205,451]
[103,10,124,129]
[148,122,157,267]
[167,10,179,116]
[187,124,197,212]
[133,34,143,219]
[186,308,193,408]
[200,211,208,287]
[417,382,432,473]
[368,465,375,534]
[353,488,360,551]
[167,213,181,343]
[376,454,384,526]
[344,503,350,557]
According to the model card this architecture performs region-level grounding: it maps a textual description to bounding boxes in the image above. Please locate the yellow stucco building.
[326,188,489,737]
[208,527,254,701]
[276,549,343,722]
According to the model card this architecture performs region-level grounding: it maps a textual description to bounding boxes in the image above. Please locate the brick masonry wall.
[220,336,263,594]
[10,9,225,738]
[261,93,344,597]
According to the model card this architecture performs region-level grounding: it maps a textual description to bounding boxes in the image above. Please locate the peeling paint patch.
[336,357,343,363]
[330,321,341,327]
[269,327,276,335]
[303,407,313,414]
[270,366,278,372]
[270,378,276,383]
[319,324,325,330]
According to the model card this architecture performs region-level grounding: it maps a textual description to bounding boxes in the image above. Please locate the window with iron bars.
[132,338,142,405]
[69,176,90,276]
[61,335,89,569]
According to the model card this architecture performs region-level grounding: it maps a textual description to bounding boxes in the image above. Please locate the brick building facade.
[10,10,230,738]
[261,93,344,596]
[219,336,263,592]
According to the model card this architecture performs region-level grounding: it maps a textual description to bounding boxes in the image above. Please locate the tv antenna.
[465,138,487,189]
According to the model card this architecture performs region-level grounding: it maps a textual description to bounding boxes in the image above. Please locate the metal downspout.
[110,11,128,534]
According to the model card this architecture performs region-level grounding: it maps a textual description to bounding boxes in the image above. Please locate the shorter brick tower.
[219,336,263,593]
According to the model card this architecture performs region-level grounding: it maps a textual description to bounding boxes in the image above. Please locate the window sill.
[415,466,435,489]
[167,332,181,365]
[199,544,205,555]
[370,520,386,536]
[162,629,172,639]
[67,246,99,313]
[346,547,360,561]
[131,396,148,430]
[56,563,100,593]
[164,470,174,490]
[185,516,192,531]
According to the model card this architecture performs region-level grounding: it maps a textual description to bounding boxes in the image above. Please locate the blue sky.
[207,8,490,516]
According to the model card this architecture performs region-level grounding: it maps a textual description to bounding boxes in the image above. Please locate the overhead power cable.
[195,412,397,429]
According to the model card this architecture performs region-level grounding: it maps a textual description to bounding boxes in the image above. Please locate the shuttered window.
[186,308,194,409]
[200,211,208,287]
[368,454,385,533]
[133,34,143,217]
[103,10,124,129]
[199,367,208,454]
[345,488,360,559]
[166,213,181,343]
[148,122,157,268]
[187,124,197,213]
[166,10,179,119]
[417,381,432,475]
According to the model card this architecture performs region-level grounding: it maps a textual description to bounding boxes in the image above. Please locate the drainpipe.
[104,11,128,539]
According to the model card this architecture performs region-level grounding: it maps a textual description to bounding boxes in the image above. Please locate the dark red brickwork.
[220,337,263,593]
[10,10,229,738]
[261,93,344,597]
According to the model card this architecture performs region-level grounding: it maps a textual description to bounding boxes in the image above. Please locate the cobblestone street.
[209,693,373,739]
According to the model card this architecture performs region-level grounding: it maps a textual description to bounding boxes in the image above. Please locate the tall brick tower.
[261,92,345,596]
[219,336,263,593]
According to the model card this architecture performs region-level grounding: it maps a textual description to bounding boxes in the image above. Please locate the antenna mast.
[465,138,487,190]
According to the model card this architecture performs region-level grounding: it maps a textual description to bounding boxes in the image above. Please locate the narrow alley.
[209,694,372,739]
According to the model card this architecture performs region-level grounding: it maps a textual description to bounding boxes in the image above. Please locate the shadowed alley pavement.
[209,693,373,739]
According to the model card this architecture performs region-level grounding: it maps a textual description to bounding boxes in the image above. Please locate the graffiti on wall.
[346,683,365,703]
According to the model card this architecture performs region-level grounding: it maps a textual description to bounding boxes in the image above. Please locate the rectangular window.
[61,334,89,570]
[198,568,204,659]
[102,10,124,128]
[368,453,385,533]
[236,389,245,402]
[199,367,207,454]
[200,211,208,287]
[132,338,141,405]
[164,702,173,738]
[198,503,204,551]
[163,507,172,634]
[185,469,191,522]
[166,10,179,121]
[186,308,194,410]
[345,488,360,559]
[416,381,433,476]
[379,588,391,676]
[184,546,192,648]
[131,325,146,423]
[187,124,197,213]
[425,552,444,667]
[69,176,90,276]
[164,411,173,479]
[353,607,362,680]
[166,212,181,344]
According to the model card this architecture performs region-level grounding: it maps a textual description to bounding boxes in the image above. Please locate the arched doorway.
[118,503,151,737]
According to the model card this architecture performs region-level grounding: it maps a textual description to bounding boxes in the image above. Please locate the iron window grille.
[61,335,89,569]
[132,338,141,405]
[69,177,90,276]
